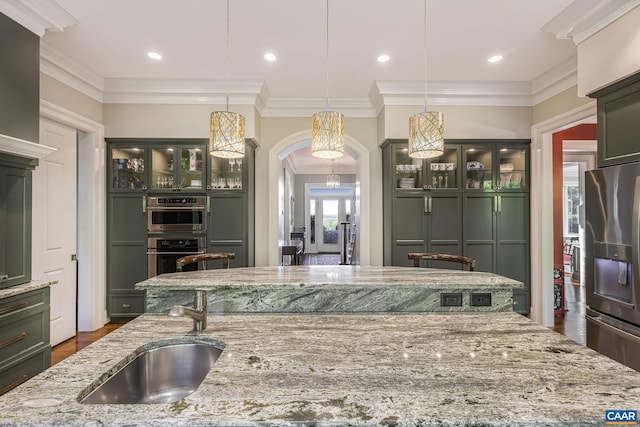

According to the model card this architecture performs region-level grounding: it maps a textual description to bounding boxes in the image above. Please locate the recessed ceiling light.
[147,51,162,60]
[264,52,277,62]
[377,54,390,63]
[488,54,503,63]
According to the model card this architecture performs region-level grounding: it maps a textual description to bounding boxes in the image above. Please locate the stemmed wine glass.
[229,158,236,172]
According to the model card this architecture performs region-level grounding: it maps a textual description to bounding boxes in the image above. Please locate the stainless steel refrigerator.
[585,162,640,371]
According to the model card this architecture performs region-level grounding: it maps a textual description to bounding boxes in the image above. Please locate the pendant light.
[408,0,444,159]
[209,0,245,159]
[311,0,344,159]
[326,159,340,188]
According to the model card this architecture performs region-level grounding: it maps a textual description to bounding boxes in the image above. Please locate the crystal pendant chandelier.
[326,159,340,188]
[209,0,245,159]
[408,0,444,159]
[311,0,344,159]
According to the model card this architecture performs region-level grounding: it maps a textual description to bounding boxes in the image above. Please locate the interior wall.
[40,73,103,124]
[381,105,533,141]
[533,86,593,125]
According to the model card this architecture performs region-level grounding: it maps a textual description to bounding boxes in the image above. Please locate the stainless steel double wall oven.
[146,196,207,277]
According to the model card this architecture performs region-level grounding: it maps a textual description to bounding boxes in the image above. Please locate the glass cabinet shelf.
[150,146,205,191]
[111,147,145,190]
[210,157,244,190]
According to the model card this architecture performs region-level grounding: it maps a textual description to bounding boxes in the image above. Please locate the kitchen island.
[136,266,523,313]
[1,312,639,426]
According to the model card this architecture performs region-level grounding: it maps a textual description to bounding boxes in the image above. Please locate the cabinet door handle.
[0,302,27,316]
[142,196,147,214]
[424,196,432,213]
[0,332,27,350]
[497,195,502,213]
[494,196,498,213]
[207,196,211,214]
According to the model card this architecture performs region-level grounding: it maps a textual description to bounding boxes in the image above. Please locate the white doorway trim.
[269,131,370,266]
[530,101,596,327]
[40,99,107,332]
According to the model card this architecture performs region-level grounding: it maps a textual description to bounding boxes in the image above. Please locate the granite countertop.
[1,312,639,426]
[0,280,57,300]
[137,266,523,313]
[136,266,523,290]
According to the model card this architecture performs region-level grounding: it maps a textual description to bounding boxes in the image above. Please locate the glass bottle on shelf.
[150,147,175,190]
[465,147,493,190]
[111,146,145,190]
[497,146,527,190]
[179,147,204,190]
[425,147,458,190]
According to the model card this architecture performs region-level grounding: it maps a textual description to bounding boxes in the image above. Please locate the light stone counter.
[136,266,523,313]
[1,312,639,426]
[0,280,57,300]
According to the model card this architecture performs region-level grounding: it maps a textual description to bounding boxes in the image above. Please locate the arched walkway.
[268,130,372,266]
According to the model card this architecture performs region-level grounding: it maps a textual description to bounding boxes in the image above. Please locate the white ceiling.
[6,0,634,172]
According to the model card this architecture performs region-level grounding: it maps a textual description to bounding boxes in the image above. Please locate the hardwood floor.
[50,322,126,366]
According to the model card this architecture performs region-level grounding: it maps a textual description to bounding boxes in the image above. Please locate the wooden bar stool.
[408,252,476,271]
[176,253,235,271]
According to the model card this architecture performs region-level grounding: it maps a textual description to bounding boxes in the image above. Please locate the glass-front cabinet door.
[464,146,493,190]
[393,147,423,190]
[150,144,205,192]
[497,146,528,190]
[425,147,459,190]
[110,145,146,191]
[209,156,245,191]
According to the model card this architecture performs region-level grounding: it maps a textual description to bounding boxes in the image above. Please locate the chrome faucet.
[169,288,208,332]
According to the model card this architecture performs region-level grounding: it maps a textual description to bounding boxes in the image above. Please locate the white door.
[34,119,77,346]
[317,199,340,253]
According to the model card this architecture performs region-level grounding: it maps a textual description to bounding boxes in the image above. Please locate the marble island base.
[136,266,523,313]
[1,312,639,426]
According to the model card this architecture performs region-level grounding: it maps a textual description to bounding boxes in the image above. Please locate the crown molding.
[102,78,268,107]
[0,133,56,160]
[371,80,533,113]
[261,98,377,118]
[543,0,640,44]
[530,55,578,104]
[0,0,77,36]
[40,42,105,102]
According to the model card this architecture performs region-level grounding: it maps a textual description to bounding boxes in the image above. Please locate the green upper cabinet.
[149,143,206,192]
[462,142,528,192]
[588,71,640,167]
[109,144,147,192]
[0,159,32,289]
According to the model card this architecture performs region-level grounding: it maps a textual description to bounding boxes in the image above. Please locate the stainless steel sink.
[79,337,224,404]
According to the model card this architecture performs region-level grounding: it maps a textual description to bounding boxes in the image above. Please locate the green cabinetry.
[106,139,255,317]
[0,156,33,290]
[383,139,530,313]
[0,287,50,396]
[588,71,640,167]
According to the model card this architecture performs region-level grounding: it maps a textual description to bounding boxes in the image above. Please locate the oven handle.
[146,251,206,256]
[146,206,206,211]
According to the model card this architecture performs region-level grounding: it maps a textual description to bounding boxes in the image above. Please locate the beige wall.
[40,73,103,124]
[578,5,640,96]
[532,86,595,125]
[103,103,258,139]
[381,105,533,141]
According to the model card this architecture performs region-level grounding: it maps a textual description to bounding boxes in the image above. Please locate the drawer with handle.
[0,347,50,396]
[0,306,48,364]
